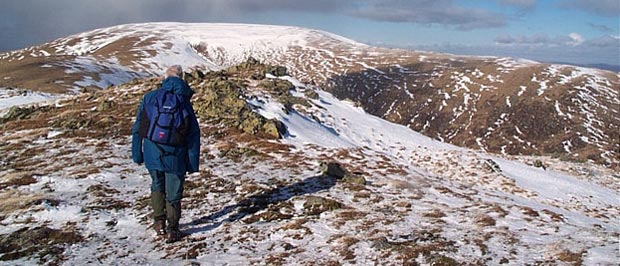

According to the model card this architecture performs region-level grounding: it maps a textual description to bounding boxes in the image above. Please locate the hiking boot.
[165,230,183,243]
[153,219,166,235]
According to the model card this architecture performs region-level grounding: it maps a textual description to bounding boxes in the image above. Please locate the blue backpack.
[139,89,190,146]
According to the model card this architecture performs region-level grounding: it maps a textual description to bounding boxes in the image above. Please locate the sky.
[1,0,619,67]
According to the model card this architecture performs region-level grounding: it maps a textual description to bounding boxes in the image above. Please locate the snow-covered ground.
[41,22,366,89]
[247,76,620,264]
[0,88,59,116]
[0,22,618,264]
[1,73,617,265]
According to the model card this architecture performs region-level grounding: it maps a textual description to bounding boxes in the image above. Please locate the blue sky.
[1,0,619,66]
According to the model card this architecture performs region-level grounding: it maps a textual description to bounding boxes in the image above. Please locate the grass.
[0,191,52,216]
[0,171,38,189]
[0,226,83,263]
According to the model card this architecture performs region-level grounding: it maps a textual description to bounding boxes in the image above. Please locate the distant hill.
[548,62,620,72]
[0,22,618,165]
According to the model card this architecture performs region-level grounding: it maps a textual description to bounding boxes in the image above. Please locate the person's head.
[165,65,183,78]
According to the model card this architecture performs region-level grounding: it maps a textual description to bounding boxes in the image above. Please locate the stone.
[96,100,115,112]
[262,120,287,139]
[246,57,260,65]
[270,66,288,76]
[484,159,502,173]
[1,106,37,123]
[343,174,366,185]
[190,76,288,139]
[305,90,319,100]
[303,196,342,215]
[320,162,348,179]
[534,159,546,170]
[250,72,265,80]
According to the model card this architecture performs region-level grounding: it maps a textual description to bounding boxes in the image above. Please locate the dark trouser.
[149,170,184,231]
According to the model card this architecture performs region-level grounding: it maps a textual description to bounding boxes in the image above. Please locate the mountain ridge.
[0,22,618,166]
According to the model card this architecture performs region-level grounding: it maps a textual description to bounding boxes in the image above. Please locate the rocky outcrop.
[0,106,47,124]
[1,60,293,141]
[193,77,286,138]
[186,62,290,139]
[303,196,342,215]
[320,161,367,185]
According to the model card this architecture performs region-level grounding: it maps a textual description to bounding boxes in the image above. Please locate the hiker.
[131,65,200,243]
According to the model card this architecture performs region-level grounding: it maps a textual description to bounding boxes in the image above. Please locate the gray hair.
[165,65,183,78]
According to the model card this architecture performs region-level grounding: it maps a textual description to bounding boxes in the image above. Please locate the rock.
[259,79,294,95]
[262,119,287,139]
[370,237,391,250]
[343,174,366,185]
[52,116,92,130]
[192,78,285,139]
[320,161,348,179]
[0,172,38,190]
[305,90,319,100]
[270,66,288,76]
[95,100,115,112]
[303,196,342,215]
[227,66,238,73]
[0,106,37,123]
[246,57,260,65]
[243,202,295,223]
[218,147,261,161]
[250,72,265,80]
[191,70,205,79]
[534,159,547,170]
[484,159,502,173]
[320,162,366,187]
[427,255,459,266]
[310,114,322,123]
[183,70,205,84]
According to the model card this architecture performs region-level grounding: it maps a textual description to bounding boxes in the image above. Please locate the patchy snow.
[554,100,565,117]
[45,22,368,88]
[1,23,619,265]
[357,61,385,74]
[0,22,371,92]
[537,80,548,96]
[1,75,619,265]
[495,57,538,73]
[0,87,60,116]
[495,157,618,209]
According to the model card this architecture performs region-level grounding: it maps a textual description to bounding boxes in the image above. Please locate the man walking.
[132,65,200,243]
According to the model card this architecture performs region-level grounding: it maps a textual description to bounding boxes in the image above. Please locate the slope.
[1,23,617,166]
[0,61,618,265]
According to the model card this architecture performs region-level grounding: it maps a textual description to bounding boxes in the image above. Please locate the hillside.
[1,61,619,265]
[0,23,617,166]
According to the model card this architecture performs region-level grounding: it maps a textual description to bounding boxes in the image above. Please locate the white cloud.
[495,32,591,47]
[568,33,584,46]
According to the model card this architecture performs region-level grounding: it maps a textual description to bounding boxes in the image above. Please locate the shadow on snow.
[183,174,338,234]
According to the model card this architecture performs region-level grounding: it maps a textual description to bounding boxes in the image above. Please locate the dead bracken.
[0,226,83,263]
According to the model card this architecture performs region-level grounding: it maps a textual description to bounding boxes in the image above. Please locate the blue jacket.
[132,77,200,176]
